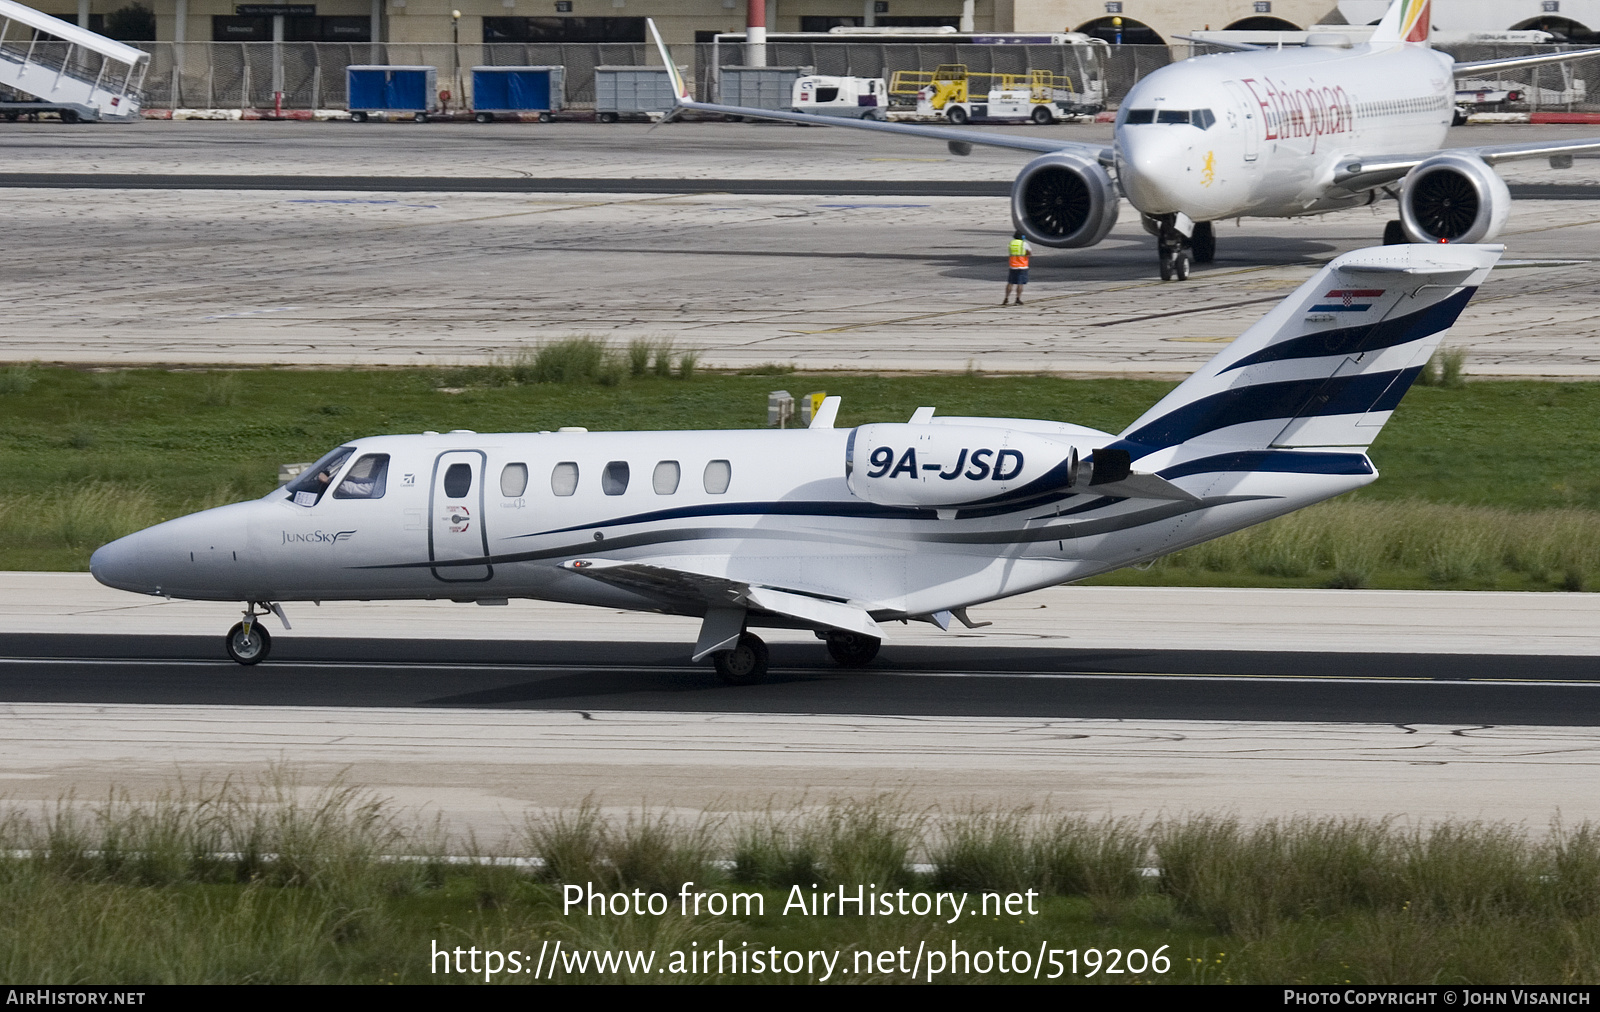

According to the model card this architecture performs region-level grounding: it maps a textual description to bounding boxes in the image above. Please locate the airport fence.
[119,40,1600,113]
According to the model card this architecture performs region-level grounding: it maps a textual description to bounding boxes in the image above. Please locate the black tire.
[4,112,17,122]
[1173,250,1192,281]
[413,112,428,123]
[1030,105,1052,125]
[724,114,743,122]
[825,631,880,667]
[598,111,618,123]
[1158,249,1173,281]
[59,109,79,124]
[350,111,367,122]
[713,633,768,686]
[1452,107,1468,126]
[945,105,968,125]
[474,111,493,123]
[1383,219,1407,245]
[538,111,553,123]
[1192,221,1216,263]
[225,621,271,665]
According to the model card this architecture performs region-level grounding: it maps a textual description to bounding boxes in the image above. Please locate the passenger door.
[430,450,492,582]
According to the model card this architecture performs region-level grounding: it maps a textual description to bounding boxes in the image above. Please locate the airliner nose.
[1118,130,1188,214]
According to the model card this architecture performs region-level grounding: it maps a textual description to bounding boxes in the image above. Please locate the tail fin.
[1369,0,1431,45]
[1110,243,1500,466]
[647,18,692,103]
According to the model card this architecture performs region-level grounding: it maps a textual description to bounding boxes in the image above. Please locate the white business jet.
[648,1,1600,280]
[92,242,1500,683]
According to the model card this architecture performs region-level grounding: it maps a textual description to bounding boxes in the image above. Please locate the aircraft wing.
[559,558,883,648]
[647,19,1110,164]
[1454,48,1600,76]
[1333,137,1600,190]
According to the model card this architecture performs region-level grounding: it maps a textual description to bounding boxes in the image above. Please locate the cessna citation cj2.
[92,243,1498,683]
[649,1,1600,280]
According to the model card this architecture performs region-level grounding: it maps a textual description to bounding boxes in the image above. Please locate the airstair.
[0,0,147,121]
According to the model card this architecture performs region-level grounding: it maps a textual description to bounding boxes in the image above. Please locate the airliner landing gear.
[1149,214,1196,281]
[713,632,769,685]
[225,602,288,665]
[825,630,881,667]
[1192,221,1216,263]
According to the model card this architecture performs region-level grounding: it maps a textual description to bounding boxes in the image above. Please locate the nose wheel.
[1159,244,1191,281]
[226,621,271,665]
[224,601,290,665]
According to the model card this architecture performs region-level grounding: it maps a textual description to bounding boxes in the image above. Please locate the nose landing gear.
[225,602,291,665]
[1148,213,1208,281]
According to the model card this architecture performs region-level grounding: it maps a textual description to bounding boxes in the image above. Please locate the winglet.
[808,395,841,430]
[647,18,692,103]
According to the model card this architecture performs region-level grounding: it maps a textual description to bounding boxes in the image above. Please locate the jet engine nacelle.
[1010,151,1120,249]
[1398,152,1510,244]
[845,423,1079,508]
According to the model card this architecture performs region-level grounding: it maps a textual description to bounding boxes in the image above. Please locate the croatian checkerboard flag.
[1310,289,1386,312]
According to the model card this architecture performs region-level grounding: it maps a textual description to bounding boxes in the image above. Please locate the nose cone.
[91,528,169,596]
[1117,128,1190,215]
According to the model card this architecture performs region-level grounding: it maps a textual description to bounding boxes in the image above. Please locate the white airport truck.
[791,75,889,120]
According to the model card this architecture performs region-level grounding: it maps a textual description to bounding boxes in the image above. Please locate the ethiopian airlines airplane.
[650,0,1600,280]
[92,242,1500,683]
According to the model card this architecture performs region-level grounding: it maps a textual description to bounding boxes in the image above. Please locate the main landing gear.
[225,602,289,665]
[824,630,881,667]
[713,632,769,685]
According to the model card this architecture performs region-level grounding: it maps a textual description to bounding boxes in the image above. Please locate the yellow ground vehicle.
[890,64,1104,124]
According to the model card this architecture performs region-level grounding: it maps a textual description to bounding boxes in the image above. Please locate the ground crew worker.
[1004,231,1032,305]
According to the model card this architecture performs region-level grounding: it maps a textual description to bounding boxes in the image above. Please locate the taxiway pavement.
[4,121,1600,373]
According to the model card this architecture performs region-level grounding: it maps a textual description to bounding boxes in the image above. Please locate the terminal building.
[34,0,1600,48]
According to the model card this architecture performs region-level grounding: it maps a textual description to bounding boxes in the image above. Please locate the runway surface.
[5,120,1600,373]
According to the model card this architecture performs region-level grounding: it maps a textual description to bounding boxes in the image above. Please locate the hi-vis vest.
[1008,238,1029,269]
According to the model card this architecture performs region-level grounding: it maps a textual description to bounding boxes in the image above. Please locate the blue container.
[346,65,437,114]
[471,66,564,114]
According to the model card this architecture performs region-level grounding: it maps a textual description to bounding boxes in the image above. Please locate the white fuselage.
[87,424,1366,623]
[1115,42,1454,221]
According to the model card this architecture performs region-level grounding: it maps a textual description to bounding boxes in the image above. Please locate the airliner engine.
[1398,152,1510,244]
[1009,152,1120,248]
[845,423,1089,508]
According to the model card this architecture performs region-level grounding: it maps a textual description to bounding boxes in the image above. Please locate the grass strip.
[3,775,1599,983]
[7,358,1600,586]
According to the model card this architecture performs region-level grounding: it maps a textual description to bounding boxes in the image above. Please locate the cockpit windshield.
[1122,107,1215,129]
[285,445,354,507]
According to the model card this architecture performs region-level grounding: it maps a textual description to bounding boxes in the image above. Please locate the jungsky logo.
[282,530,356,546]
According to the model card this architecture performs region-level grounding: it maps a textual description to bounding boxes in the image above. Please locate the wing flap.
[561,558,882,639]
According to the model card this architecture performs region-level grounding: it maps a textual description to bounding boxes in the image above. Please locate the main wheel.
[1192,221,1216,263]
[945,105,968,125]
[825,631,880,667]
[474,111,493,123]
[1030,105,1052,125]
[712,633,768,686]
[225,621,271,665]
[1383,219,1407,245]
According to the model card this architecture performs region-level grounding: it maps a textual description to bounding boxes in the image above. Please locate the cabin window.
[703,459,732,494]
[653,460,681,495]
[1192,108,1215,129]
[1122,108,1154,124]
[1156,109,1190,125]
[443,463,473,499]
[500,462,529,497]
[551,461,579,496]
[602,460,630,495]
[285,445,354,507]
[333,454,389,499]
